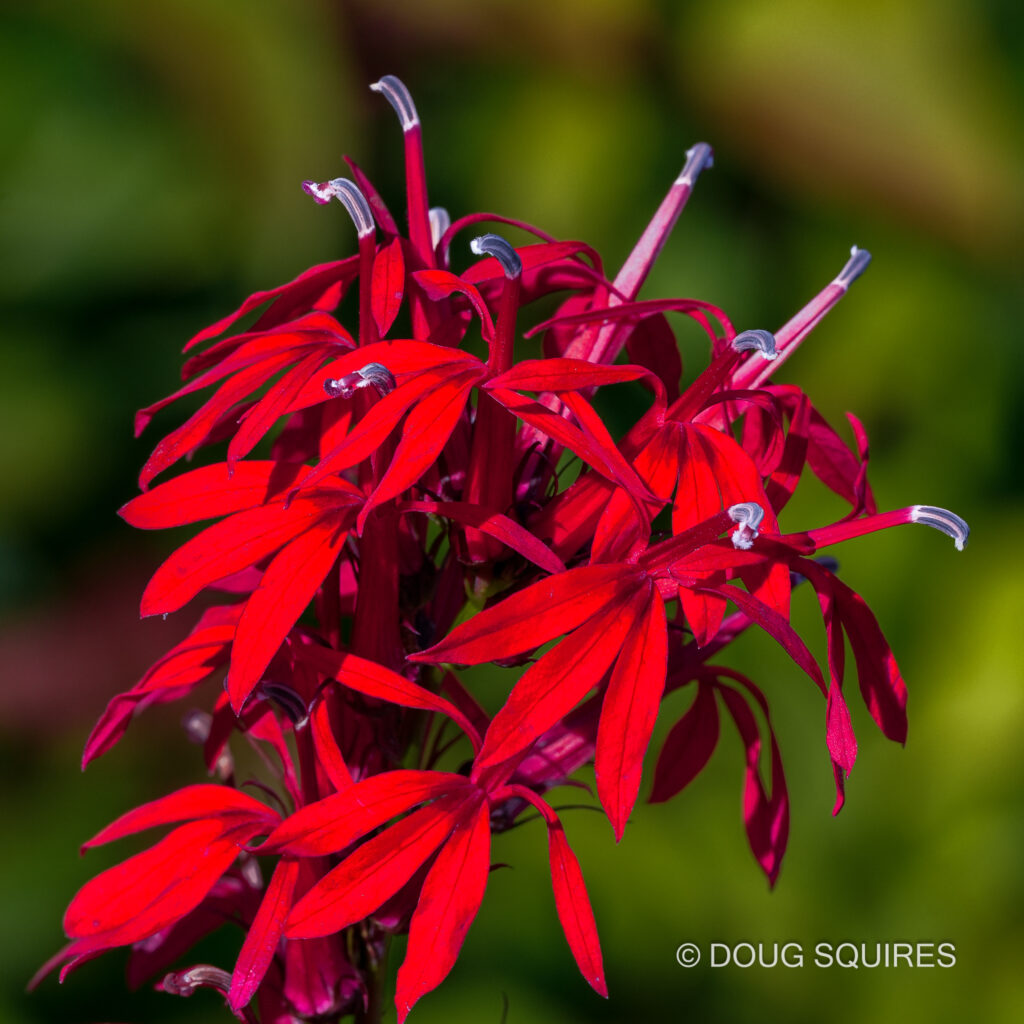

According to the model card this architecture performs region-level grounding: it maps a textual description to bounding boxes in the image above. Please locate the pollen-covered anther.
[732,328,778,361]
[258,681,309,727]
[324,362,397,399]
[677,142,714,186]
[370,74,420,130]
[429,206,451,249]
[301,177,374,237]
[161,965,233,998]
[470,233,523,279]
[910,505,970,551]
[835,246,873,290]
[728,501,765,550]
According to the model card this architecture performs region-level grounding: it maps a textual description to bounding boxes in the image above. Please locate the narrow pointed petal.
[140,492,354,618]
[120,461,317,530]
[286,795,470,939]
[265,770,473,857]
[474,585,649,774]
[290,368,461,499]
[228,858,300,1013]
[412,270,495,339]
[309,697,355,791]
[697,584,826,695]
[297,648,482,752]
[371,237,406,336]
[547,819,608,996]
[139,351,298,488]
[227,512,351,711]
[82,607,240,766]
[82,785,276,850]
[65,819,254,944]
[837,581,907,743]
[411,564,643,666]
[715,680,789,886]
[183,258,358,352]
[360,368,482,525]
[400,499,566,574]
[485,358,650,394]
[595,588,668,840]
[494,387,656,507]
[649,681,720,803]
[395,798,491,1022]
[228,351,330,468]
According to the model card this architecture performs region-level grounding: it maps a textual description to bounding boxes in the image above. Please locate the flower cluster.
[40,76,968,1022]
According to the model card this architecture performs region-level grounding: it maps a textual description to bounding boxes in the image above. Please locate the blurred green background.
[2,0,1022,1021]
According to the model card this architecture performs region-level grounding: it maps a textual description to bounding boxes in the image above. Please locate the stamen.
[677,142,714,186]
[429,206,451,249]
[161,965,232,998]
[728,501,765,550]
[834,246,872,291]
[258,681,309,727]
[910,505,970,551]
[301,177,374,237]
[324,362,397,399]
[370,75,420,130]
[470,233,523,279]
[731,328,778,360]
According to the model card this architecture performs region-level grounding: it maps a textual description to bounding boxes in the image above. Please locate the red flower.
[42,73,969,1023]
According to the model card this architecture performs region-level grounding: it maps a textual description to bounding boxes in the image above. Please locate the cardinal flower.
[41,72,969,1024]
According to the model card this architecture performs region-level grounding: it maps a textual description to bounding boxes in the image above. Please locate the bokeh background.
[2,1,1022,1022]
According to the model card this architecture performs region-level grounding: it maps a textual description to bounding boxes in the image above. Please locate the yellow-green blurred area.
[2,0,1022,1021]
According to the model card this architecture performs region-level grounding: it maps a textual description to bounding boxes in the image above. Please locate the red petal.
[649,681,720,803]
[265,770,474,857]
[492,387,655,507]
[371,237,406,336]
[290,369,456,497]
[485,358,649,394]
[228,351,331,467]
[715,676,789,886]
[297,649,482,752]
[65,819,253,944]
[395,798,491,1022]
[83,785,276,850]
[412,270,495,340]
[139,351,298,488]
[546,819,607,996]
[286,795,470,939]
[401,500,566,574]
[227,513,351,711]
[361,368,481,523]
[229,858,300,1013]
[475,585,648,773]
[526,296,733,347]
[699,583,825,696]
[838,583,907,743]
[82,607,240,767]
[595,589,668,840]
[309,698,355,792]
[625,313,682,401]
[183,259,358,351]
[411,564,640,666]
[140,491,353,617]
[120,461,315,530]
